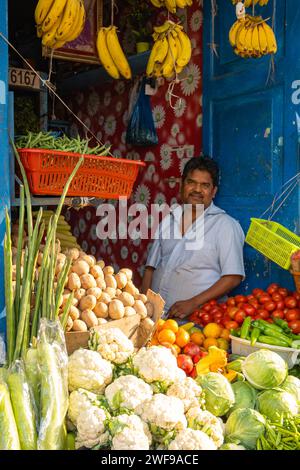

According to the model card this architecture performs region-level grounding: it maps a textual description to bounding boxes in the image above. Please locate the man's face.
[181,169,218,209]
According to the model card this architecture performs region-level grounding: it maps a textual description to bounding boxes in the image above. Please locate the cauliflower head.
[68,348,113,394]
[186,407,224,448]
[167,377,205,412]
[168,428,217,450]
[109,414,152,450]
[105,375,153,412]
[90,328,134,365]
[133,346,185,390]
[75,406,109,449]
[68,388,100,426]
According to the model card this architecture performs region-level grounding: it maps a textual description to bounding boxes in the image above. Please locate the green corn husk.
[37,319,68,450]
[24,347,40,421]
[7,359,37,450]
[0,381,21,450]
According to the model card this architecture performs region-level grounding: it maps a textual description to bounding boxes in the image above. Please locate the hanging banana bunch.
[35,0,86,50]
[229,15,277,58]
[146,20,192,79]
[96,26,132,80]
[231,0,269,6]
[150,0,193,14]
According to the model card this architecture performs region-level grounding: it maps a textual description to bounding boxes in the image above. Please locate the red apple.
[177,354,194,374]
[183,342,201,357]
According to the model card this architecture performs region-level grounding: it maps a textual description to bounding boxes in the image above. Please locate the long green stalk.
[42,258,49,319]
[14,185,25,323]
[60,292,74,331]
[54,257,72,320]
[48,236,57,321]
[4,210,15,366]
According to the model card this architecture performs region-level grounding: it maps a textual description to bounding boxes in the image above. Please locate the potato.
[118,292,135,307]
[74,288,86,301]
[137,294,148,304]
[79,295,97,311]
[104,287,116,298]
[72,319,88,332]
[79,254,95,268]
[69,306,80,321]
[98,318,108,325]
[94,302,108,318]
[134,300,147,319]
[99,292,111,304]
[72,259,90,276]
[96,260,105,269]
[64,247,80,261]
[55,260,65,276]
[108,299,125,319]
[116,288,122,297]
[86,287,102,299]
[65,316,74,332]
[68,273,81,291]
[105,274,117,289]
[61,293,78,308]
[57,253,67,264]
[103,266,114,276]
[124,281,137,297]
[119,268,133,281]
[90,265,104,279]
[124,306,136,317]
[80,273,97,289]
[133,288,140,300]
[81,309,98,329]
[115,272,127,289]
[145,302,154,318]
[96,278,106,290]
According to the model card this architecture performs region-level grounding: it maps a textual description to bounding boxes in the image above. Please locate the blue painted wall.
[0,0,10,335]
[203,0,300,293]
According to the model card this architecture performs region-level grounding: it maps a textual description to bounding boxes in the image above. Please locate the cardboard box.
[65,289,165,355]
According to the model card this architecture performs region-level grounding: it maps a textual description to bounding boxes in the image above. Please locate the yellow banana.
[257,23,268,53]
[150,0,164,6]
[181,322,195,331]
[106,26,132,80]
[175,0,188,8]
[153,20,174,34]
[186,0,193,5]
[55,0,79,41]
[251,25,260,54]
[244,27,254,55]
[236,24,248,52]
[165,0,177,13]
[146,37,168,76]
[37,25,43,38]
[35,0,54,25]
[229,20,242,47]
[96,28,120,80]
[262,22,277,54]
[175,28,192,67]
[42,0,68,33]
[161,34,178,77]
[42,14,63,46]
[64,0,86,43]
[153,62,163,78]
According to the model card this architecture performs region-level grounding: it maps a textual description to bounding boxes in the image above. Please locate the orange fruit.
[217,338,229,351]
[159,342,179,356]
[149,337,159,346]
[173,344,181,355]
[190,331,205,346]
[220,328,230,341]
[203,337,219,349]
[175,328,190,348]
[203,323,222,339]
[162,319,179,333]
[158,328,176,344]
[156,319,165,332]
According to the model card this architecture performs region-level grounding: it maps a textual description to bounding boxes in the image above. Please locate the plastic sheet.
[0,376,21,450]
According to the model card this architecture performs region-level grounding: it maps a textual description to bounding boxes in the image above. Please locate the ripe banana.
[150,0,164,6]
[42,14,63,46]
[55,0,79,41]
[165,0,177,13]
[35,0,54,25]
[175,0,189,8]
[96,28,120,80]
[63,0,86,43]
[262,22,277,54]
[146,37,168,76]
[231,0,269,5]
[175,27,192,67]
[229,16,277,58]
[106,26,132,80]
[42,0,68,33]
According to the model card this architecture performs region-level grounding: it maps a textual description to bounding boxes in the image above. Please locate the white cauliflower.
[105,375,153,412]
[136,394,187,445]
[75,406,109,449]
[68,348,113,394]
[89,328,134,364]
[133,346,185,391]
[168,428,217,450]
[186,407,224,448]
[167,377,205,412]
[68,388,100,426]
[109,414,152,450]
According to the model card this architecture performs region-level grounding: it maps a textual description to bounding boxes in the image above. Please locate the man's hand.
[168,299,198,319]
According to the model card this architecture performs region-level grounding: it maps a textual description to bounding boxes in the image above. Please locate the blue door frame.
[0,0,10,335]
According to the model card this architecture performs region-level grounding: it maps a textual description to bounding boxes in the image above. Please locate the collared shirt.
[146,202,245,312]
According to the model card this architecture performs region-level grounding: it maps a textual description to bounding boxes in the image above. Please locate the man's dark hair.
[182,156,220,187]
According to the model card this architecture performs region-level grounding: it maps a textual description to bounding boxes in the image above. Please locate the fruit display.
[96,26,132,80]
[150,0,193,13]
[34,0,86,50]
[229,15,277,58]
[146,20,192,79]
[231,0,269,6]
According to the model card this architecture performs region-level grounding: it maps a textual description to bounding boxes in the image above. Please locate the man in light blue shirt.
[141,157,245,319]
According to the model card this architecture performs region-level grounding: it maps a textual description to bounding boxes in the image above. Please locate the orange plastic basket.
[18,148,146,199]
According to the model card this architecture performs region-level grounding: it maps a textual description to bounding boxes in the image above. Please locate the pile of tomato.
[189,283,300,335]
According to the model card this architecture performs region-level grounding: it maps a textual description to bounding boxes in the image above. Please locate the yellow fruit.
[106,26,132,80]
[175,328,190,348]
[203,337,219,349]
[190,331,205,346]
[203,323,222,339]
[162,319,179,333]
[220,328,230,341]
[217,338,229,351]
[156,319,165,332]
[96,28,120,80]
[158,328,176,344]
[173,344,181,355]
[181,322,195,332]
[149,337,159,346]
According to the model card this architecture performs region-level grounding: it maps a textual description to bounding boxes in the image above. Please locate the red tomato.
[234,310,246,324]
[264,301,277,312]
[201,313,213,325]
[253,288,264,297]
[213,312,224,321]
[272,310,285,319]
[267,284,279,295]
[183,342,201,357]
[257,310,270,320]
[210,306,222,316]
[241,304,256,316]
[285,309,300,322]
[284,296,298,309]
[276,300,285,310]
[177,354,194,374]
[237,302,245,309]
[193,354,202,364]
[248,298,259,309]
[222,315,231,324]
[227,298,236,307]
[209,299,218,307]
[224,320,239,330]
[235,295,247,304]
[220,303,228,311]
[272,293,283,303]
[288,320,300,334]
[203,304,212,312]
[258,294,272,304]
[189,367,197,379]
[247,294,255,301]
[278,288,289,298]
[227,307,240,319]
[214,318,224,325]
[293,292,300,301]
[268,283,279,290]
[266,318,274,324]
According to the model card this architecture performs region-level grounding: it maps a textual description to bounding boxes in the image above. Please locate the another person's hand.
[168,299,198,319]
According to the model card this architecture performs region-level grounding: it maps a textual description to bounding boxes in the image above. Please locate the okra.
[258,335,290,347]
[240,316,252,339]
[251,327,261,346]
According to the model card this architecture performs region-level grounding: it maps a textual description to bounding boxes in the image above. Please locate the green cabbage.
[230,381,257,414]
[225,408,265,450]
[196,372,235,417]
[257,389,298,423]
[280,375,300,405]
[241,349,288,390]
[219,443,246,450]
